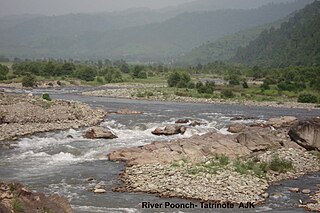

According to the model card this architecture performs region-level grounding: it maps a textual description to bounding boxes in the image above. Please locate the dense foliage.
[234,1,320,67]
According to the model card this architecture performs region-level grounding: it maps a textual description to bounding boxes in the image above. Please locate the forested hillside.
[176,18,286,65]
[0,0,310,61]
[233,0,320,67]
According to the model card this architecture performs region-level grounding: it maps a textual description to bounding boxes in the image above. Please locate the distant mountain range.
[0,0,312,61]
[233,0,320,67]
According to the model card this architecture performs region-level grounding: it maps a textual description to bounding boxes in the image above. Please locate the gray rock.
[227,123,246,133]
[289,118,320,151]
[302,189,311,194]
[85,127,118,139]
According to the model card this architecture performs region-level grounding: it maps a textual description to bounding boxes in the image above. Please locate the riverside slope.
[109,117,320,207]
[0,92,106,144]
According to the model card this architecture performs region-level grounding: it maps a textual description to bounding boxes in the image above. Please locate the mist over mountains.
[0,0,312,62]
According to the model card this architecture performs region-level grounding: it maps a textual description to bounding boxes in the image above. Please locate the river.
[0,88,319,213]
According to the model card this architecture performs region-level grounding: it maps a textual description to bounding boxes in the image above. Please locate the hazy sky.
[0,0,195,17]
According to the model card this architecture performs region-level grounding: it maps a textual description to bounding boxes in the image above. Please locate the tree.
[167,71,191,88]
[22,74,36,87]
[75,66,96,81]
[298,93,318,103]
[104,69,123,83]
[132,65,147,79]
[0,64,9,81]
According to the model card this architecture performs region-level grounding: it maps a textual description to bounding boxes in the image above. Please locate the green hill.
[233,0,320,67]
[0,0,311,61]
[176,18,287,65]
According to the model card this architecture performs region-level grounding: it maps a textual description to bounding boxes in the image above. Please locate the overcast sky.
[0,0,195,17]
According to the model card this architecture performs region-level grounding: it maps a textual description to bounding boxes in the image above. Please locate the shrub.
[197,81,214,94]
[12,197,23,213]
[42,93,52,101]
[187,82,195,89]
[75,67,96,81]
[298,93,318,103]
[22,74,36,87]
[96,76,104,84]
[269,155,293,173]
[167,71,191,88]
[242,80,249,88]
[221,89,235,98]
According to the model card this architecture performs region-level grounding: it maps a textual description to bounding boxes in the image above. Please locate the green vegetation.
[0,1,309,60]
[298,93,318,104]
[167,71,191,88]
[42,93,52,101]
[233,158,268,178]
[178,153,294,179]
[12,197,23,213]
[0,64,9,80]
[187,155,230,175]
[268,154,293,173]
[234,1,320,67]
[21,74,36,87]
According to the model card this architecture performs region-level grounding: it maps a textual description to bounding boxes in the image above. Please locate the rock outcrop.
[289,118,320,150]
[0,182,74,213]
[227,123,246,133]
[85,127,117,139]
[236,127,284,151]
[266,116,297,129]
[152,125,187,136]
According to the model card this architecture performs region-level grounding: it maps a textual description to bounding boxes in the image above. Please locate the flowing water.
[0,88,320,212]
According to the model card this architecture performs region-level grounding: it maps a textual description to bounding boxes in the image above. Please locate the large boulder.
[152,125,187,136]
[227,123,246,133]
[266,116,297,129]
[85,127,117,139]
[288,118,320,151]
[236,127,284,151]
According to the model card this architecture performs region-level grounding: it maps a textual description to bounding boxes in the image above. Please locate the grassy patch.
[233,158,268,178]
[268,154,293,173]
[12,197,23,213]
[186,154,230,175]
[233,154,293,178]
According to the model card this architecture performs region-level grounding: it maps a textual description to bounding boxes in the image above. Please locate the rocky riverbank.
[82,88,319,110]
[110,117,320,208]
[0,92,106,145]
[0,182,74,213]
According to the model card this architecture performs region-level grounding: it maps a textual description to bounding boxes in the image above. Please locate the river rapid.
[0,87,320,213]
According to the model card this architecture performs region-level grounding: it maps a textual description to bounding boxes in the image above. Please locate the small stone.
[94,184,102,189]
[86,177,95,181]
[94,189,106,193]
[289,187,300,193]
[261,193,269,198]
[302,189,311,194]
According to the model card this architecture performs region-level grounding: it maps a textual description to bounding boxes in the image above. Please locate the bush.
[197,81,214,94]
[269,155,293,173]
[22,74,36,87]
[76,67,96,81]
[167,71,191,88]
[242,80,249,88]
[12,197,23,213]
[297,93,318,103]
[42,93,52,101]
[221,89,235,98]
